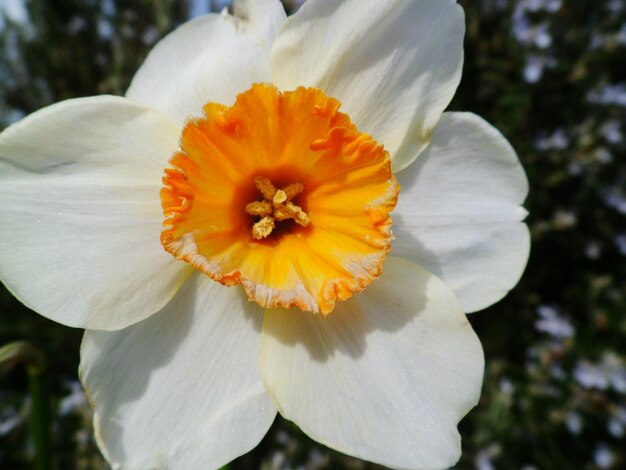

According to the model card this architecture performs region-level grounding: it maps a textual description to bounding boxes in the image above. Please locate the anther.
[252,216,275,239]
[245,176,309,239]
[245,200,272,217]
[254,176,278,201]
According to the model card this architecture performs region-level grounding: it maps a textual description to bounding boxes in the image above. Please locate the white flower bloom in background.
[0,405,22,437]
[574,361,610,390]
[534,305,575,339]
[594,444,615,469]
[565,411,583,435]
[0,1,530,469]
[58,381,89,417]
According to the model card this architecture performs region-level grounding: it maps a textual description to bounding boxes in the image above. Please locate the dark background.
[1,0,625,468]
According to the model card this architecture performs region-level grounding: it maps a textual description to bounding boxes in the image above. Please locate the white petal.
[0,96,190,330]
[234,0,286,43]
[260,257,484,470]
[271,0,465,172]
[127,0,286,125]
[80,273,276,470]
[393,112,530,313]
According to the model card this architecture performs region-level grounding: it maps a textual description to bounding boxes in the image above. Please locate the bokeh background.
[1,0,625,468]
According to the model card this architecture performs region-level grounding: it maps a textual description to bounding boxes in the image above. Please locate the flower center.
[160,83,399,315]
[245,176,310,240]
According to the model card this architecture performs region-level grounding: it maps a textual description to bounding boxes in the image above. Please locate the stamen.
[273,190,287,205]
[282,183,304,201]
[252,216,275,239]
[244,200,272,217]
[245,176,310,239]
[274,202,309,227]
[254,176,278,201]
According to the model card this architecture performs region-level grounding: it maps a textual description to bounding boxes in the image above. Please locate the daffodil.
[0,0,529,469]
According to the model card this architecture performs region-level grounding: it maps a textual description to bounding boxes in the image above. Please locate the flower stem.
[0,341,52,470]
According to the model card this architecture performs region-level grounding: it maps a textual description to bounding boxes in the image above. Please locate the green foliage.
[1,0,625,468]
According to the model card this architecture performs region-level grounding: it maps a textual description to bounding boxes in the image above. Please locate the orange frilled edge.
[161,83,399,315]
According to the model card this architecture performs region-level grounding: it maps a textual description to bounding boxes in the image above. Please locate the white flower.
[574,361,610,390]
[534,305,575,339]
[0,406,21,437]
[594,444,615,469]
[608,417,624,438]
[574,354,626,393]
[0,1,529,469]
[58,380,89,416]
[565,411,583,435]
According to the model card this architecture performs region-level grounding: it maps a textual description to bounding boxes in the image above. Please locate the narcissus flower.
[0,0,529,469]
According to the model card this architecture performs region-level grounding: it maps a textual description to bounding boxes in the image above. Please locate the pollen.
[245,176,309,240]
[160,83,399,315]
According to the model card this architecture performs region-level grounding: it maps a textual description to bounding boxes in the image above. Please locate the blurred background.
[0,0,624,468]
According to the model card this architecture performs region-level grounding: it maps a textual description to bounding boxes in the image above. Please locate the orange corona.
[161,84,399,315]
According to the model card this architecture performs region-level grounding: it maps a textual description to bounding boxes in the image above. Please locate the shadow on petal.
[261,256,429,363]
[80,272,263,463]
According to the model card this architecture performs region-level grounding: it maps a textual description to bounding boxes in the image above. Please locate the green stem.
[28,364,51,470]
[0,341,52,470]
